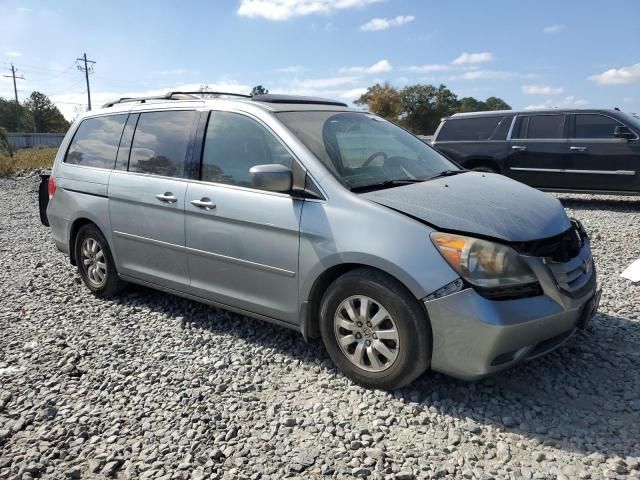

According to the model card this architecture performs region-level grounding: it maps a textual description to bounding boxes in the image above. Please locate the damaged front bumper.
[424,243,598,381]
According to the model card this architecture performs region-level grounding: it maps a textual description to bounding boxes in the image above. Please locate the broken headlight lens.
[431,232,537,289]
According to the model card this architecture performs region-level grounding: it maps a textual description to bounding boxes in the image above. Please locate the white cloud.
[543,24,565,33]
[237,0,382,21]
[402,64,449,73]
[450,70,514,80]
[360,15,415,31]
[522,85,563,95]
[588,63,640,85]
[340,87,368,99]
[276,65,306,73]
[451,52,493,65]
[5,51,22,57]
[339,59,392,74]
[623,97,634,103]
[524,95,589,110]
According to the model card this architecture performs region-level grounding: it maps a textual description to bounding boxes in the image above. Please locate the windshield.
[276,111,457,190]
[617,111,640,131]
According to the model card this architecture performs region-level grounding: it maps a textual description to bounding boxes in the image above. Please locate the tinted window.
[129,111,197,178]
[514,115,564,139]
[65,115,127,168]
[574,114,622,139]
[201,111,294,188]
[437,116,504,141]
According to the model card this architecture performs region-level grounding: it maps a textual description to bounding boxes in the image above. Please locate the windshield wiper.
[350,178,425,193]
[424,169,467,181]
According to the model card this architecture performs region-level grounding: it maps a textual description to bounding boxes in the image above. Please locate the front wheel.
[319,268,432,390]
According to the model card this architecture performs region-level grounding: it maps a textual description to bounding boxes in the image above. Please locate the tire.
[74,224,126,297]
[470,165,497,173]
[319,268,432,390]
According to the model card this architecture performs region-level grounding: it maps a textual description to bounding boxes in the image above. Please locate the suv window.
[65,114,127,168]
[128,111,197,178]
[201,111,294,189]
[437,116,504,141]
[513,115,564,139]
[574,114,622,139]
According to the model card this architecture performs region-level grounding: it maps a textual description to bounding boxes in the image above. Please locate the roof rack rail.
[102,90,252,108]
[166,91,252,99]
[251,94,348,107]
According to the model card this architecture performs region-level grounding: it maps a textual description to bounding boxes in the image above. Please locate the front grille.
[514,219,595,299]
[512,219,585,263]
[548,257,596,298]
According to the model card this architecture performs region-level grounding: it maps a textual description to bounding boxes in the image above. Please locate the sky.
[1,0,639,120]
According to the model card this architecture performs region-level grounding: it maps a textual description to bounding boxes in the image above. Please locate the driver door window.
[573,114,622,139]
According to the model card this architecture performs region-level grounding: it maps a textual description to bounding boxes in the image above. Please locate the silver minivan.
[42,92,600,389]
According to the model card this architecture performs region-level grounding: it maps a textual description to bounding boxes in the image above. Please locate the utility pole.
[3,64,25,131]
[76,53,95,111]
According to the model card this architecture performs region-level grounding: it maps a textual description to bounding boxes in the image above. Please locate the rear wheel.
[320,268,432,390]
[75,224,126,297]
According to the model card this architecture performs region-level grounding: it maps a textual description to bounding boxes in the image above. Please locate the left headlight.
[430,232,537,289]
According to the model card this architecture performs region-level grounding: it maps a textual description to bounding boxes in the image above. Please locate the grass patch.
[0,147,57,177]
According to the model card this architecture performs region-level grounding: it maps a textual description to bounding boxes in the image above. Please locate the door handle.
[511,145,527,151]
[190,198,216,210]
[155,192,177,203]
[570,146,587,152]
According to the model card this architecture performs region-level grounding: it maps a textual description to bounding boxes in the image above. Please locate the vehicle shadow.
[115,286,639,459]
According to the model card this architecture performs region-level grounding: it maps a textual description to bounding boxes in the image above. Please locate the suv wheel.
[320,268,432,390]
[75,224,126,297]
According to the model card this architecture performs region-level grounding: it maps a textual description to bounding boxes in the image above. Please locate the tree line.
[354,83,510,135]
[0,91,70,134]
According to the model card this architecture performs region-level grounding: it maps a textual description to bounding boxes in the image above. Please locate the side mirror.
[613,125,635,140]
[250,164,293,192]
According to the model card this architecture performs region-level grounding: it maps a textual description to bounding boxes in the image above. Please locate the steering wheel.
[362,151,388,167]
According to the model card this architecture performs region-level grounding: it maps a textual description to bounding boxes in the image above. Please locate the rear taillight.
[48,176,56,199]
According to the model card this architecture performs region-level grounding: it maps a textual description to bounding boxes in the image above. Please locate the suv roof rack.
[251,94,348,107]
[101,91,348,109]
[102,91,252,108]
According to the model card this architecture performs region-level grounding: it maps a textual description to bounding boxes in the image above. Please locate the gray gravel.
[1,174,639,480]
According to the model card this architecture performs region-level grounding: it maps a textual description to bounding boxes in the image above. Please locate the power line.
[3,64,25,131]
[76,53,95,110]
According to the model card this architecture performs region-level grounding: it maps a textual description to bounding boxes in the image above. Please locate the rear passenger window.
[129,111,197,178]
[513,115,564,139]
[574,114,621,139]
[437,116,504,141]
[201,111,294,189]
[65,115,127,168]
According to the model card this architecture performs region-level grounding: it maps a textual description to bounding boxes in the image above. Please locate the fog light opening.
[424,279,464,301]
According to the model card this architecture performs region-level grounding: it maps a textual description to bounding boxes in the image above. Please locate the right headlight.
[431,232,537,289]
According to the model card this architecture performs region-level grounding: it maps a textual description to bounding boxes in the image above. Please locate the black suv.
[432,109,640,194]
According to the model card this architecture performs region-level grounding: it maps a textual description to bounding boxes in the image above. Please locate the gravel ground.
[1,175,639,480]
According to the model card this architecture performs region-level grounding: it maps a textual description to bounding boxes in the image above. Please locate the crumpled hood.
[362,172,571,242]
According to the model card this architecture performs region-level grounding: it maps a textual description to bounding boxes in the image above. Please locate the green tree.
[399,84,458,135]
[22,91,70,133]
[251,85,269,96]
[354,83,402,121]
[484,96,511,111]
[0,97,29,132]
[456,97,487,113]
[0,127,14,158]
